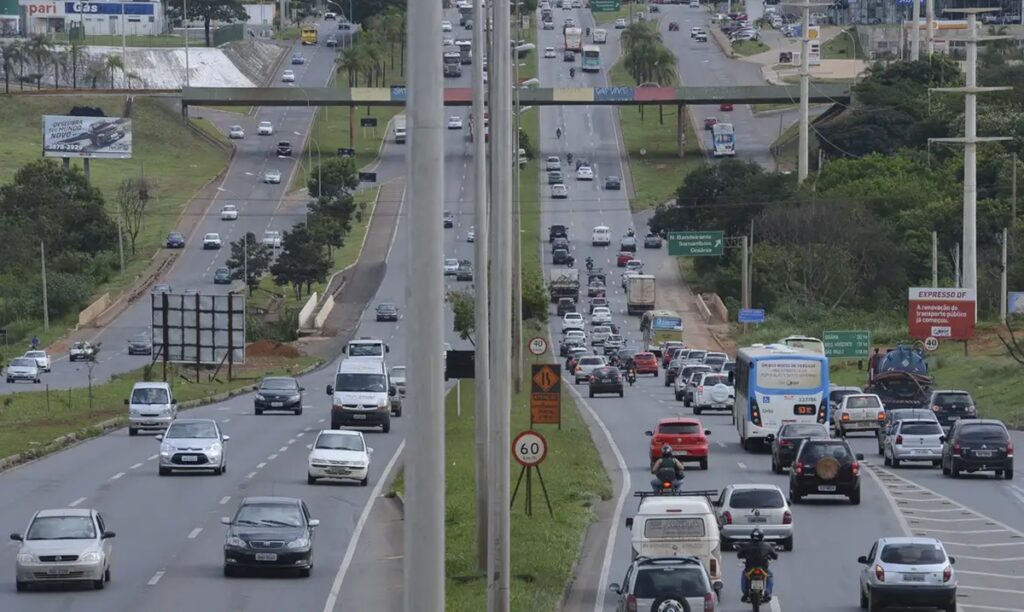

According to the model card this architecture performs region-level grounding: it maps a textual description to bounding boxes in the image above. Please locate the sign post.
[823,330,871,360]
[668,231,725,257]
[510,430,553,517]
[530,363,561,428]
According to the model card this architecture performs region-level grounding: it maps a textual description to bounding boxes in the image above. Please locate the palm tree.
[86,59,106,89]
[125,71,145,89]
[104,54,125,88]
[648,46,678,87]
[0,40,21,93]
[66,41,89,88]
[24,34,53,89]
[336,49,362,86]
[51,50,66,88]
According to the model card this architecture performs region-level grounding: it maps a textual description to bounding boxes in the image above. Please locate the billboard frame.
[151,292,246,381]
[42,115,133,159]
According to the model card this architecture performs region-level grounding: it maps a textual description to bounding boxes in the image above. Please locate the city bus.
[564,26,582,52]
[711,122,735,157]
[779,335,825,355]
[581,44,601,72]
[301,25,318,45]
[640,309,683,353]
[456,40,473,64]
[734,344,830,451]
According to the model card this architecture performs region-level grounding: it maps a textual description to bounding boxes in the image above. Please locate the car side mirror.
[221,517,231,525]
[385,345,390,353]
[712,580,724,594]
[102,531,116,539]
[949,556,955,564]
[308,519,320,528]
[624,517,633,529]
[10,533,22,541]
[253,385,259,391]
[326,385,334,396]
[123,399,129,405]
[857,555,868,564]
[222,435,230,442]
[765,434,775,442]
[855,453,864,460]
[939,436,946,443]
[608,583,621,593]
[299,387,305,392]
[644,430,653,436]
[704,430,712,435]
[341,346,347,354]
[155,434,163,441]
[368,448,374,453]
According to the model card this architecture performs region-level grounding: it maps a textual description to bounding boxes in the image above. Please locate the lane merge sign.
[668,231,725,257]
[530,364,561,426]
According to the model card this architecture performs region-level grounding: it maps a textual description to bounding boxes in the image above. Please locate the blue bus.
[733,344,830,451]
[581,45,601,72]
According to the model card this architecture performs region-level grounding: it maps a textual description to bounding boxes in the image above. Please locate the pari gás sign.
[20,0,157,16]
[907,287,976,341]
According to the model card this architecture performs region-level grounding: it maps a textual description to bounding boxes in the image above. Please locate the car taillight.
[841,413,850,421]
[1007,442,1014,456]
[895,435,903,445]
[875,564,885,582]
[877,412,886,421]
[722,511,732,525]
[780,440,792,447]
[626,594,637,612]
[751,399,762,427]
[932,404,941,412]
[782,510,792,525]
[795,461,804,475]
[818,400,828,424]
[952,443,961,455]
[965,405,976,413]
[704,592,714,612]
[943,565,952,582]
[698,386,704,393]
[851,461,860,476]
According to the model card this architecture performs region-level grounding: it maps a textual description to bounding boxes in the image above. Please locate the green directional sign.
[668,231,725,257]
[590,0,622,12]
[823,330,871,360]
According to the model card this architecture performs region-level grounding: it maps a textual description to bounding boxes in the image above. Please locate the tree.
[171,0,249,48]
[65,41,88,89]
[85,59,106,89]
[226,232,273,294]
[816,108,916,158]
[116,177,151,255]
[0,40,21,93]
[447,289,476,345]
[270,225,331,299]
[23,35,51,90]
[308,156,358,200]
[104,54,124,88]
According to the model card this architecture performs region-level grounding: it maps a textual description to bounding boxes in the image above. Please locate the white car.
[576,165,594,180]
[691,371,734,414]
[562,312,585,333]
[834,393,885,436]
[447,115,463,129]
[262,230,282,249]
[69,341,97,362]
[12,508,115,592]
[220,204,239,220]
[202,233,222,249]
[263,169,282,184]
[23,350,52,372]
[441,20,453,31]
[592,225,611,246]
[590,325,612,346]
[573,355,607,384]
[615,18,627,28]
[257,121,274,135]
[5,357,41,383]
[551,183,568,199]
[228,125,245,139]
[282,69,296,82]
[625,259,644,273]
[443,35,455,46]
[467,227,475,242]
[716,484,794,550]
[545,155,562,171]
[307,429,371,486]
[565,17,576,27]
[443,258,461,275]
[691,26,703,37]
[544,46,557,58]
[590,307,612,325]
[858,537,957,612]
[565,329,587,344]
[543,19,555,30]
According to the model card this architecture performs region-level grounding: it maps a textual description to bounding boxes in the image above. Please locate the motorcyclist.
[569,67,575,78]
[566,253,576,267]
[650,444,684,492]
[556,127,562,139]
[566,353,579,373]
[627,228,635,237]
[737,529,778,603]
[30,336,39,350]
[567,152,574,165]
[585,256,594,271]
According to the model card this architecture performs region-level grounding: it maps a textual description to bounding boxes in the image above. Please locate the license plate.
[328,468,351,475]
[747,516,767,523]
[181,455,198,462]
[975,450,994,457]
[271,402,283,407]
[818,485,837,492]
[675,450,687,455]
[352,414,367,420]
[46,567,71,575]
[948,416,959,422]
[254,553,277,562]
[750,579,765,590]
[903,574,925,582]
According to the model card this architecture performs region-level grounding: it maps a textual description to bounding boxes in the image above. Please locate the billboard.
[1009,292,1024,315]
[151,293,245,365]
[907,287,976,341]
[42,115,132,159]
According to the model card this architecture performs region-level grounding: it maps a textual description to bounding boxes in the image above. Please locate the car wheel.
[693,407,702,415]
[891,456,901,468]
[849,487,861,505]
[883,453,891,466]
[859,585,868,609]
[663,378,670,387]
[683,396,690,407]
[951,460,961,478]
[771,456,780,474]
[129,428,138,437]
[307,474,317,485]
[789,486,802,503]
[942,458,950,475]
[93,577,104,590]
[331,418,341,429]
[699,458,708,470]
[221,463,226,474]
[360,476,368,486]
[1006,469,1014,480]
[298,567,311,578]
[382,421,391,433]
[294,408,302,416]
[159,467,171,476]
[932,459,942,467]
[255,408,263,415]
[675,391,683,401]
[105,567,111,582]
[619,391,624,398]
[867,588,883,612]
[5,378,10,383]
[943,600,956,612]
[34,379,41,384]
[223,565,235,577]
[589,390,594,398]
[782,536,793,551]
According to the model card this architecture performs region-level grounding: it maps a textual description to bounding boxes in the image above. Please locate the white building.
[18,0,165,36]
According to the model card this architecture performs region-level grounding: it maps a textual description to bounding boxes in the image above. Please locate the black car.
[560,336,585,357]
[549,224,568,242]
[587,281,606,298]
[556,298,576,317]
[222,497,318,577]
[276,141,293,156]
[375,302,399,321]
[768,423,830,473]
[443,210,455,228]
[604,175,621,190]
[213,267,232,284]
[929,390,977,430]
[643,233,662,248]
[254,376,304,415]
[127,333,152,355]
[789,439,864,504]
[941,419,1013,479]
[620,236,637,252]
[165,232,185,248]
[553,248,571,265]
[588,366,624,398]
[456,262,474,281]
[664,358,684,387]
[551,237,569,253]
[325,36,338,47]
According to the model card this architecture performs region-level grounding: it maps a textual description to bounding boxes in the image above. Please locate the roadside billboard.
[42,115,132,159]
[1009,292,1024,315]
[907,287,976,341]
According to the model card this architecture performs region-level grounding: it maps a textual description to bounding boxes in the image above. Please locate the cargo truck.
[626,274,656,315]
[549,268,580,303]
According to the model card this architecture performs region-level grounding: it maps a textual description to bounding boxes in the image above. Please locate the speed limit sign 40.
[512,430,548,467]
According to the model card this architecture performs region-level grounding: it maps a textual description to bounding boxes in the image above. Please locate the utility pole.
[932,230,938,287]
[471,0,490,575]
[926,0,935,56]
[953,242,961,289]
[783,1,829,184]
[184,0,191,88]
[931,8,1011,299]
[1000,227,1008,322]
[512,3,523,394]
[243,232,248,293]
[403,0,445,605]
[487,0,513,607]
[40,242,49,331]
[910,0,921,61]
[740,236,750,310]
[117,217,125,275]
[1012,152,1018,227]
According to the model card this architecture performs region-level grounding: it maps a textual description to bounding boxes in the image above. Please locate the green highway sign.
[590,0,622,11]
[668,231,725,257]
[823,330,871,360]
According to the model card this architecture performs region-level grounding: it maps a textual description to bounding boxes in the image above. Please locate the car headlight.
[17,553,36,564]
[286,537,310,549]
[160,443,173,456]
[290,394,302,401]
[255,394,265,401]
[206,443,222,455]
[80,551,102,563]
[351,461,367,468]
[130,408,140,416]
[377,399,389,409]
[226,536,246,548]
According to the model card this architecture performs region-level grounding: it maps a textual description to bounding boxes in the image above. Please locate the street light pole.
[183,0,191,88]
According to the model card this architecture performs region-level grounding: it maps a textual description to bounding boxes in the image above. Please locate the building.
[1,0,20,36]
[17,0,166,36]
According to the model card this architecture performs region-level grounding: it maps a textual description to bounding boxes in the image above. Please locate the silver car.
[264,169,282,184]
[157,418,230,475]
[610,556,721,611]
[857,537,957,611]
[5,357,41,384]
[884,419,945,467]
[12,508,115,592]
[715,484,793,550]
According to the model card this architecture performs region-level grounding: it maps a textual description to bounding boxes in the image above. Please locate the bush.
[521,268,548,321]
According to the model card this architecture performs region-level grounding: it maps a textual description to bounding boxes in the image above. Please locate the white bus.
[581,45,601,72]
[712,122,735,157]
[733,344,830,451]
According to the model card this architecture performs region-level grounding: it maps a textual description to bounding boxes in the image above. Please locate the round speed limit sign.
[924,337,939,352]
[528,336,548,356]
[512,430,548,467]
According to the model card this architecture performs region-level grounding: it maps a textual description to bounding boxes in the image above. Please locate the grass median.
[0,353,321,460]
[731,39,769,57]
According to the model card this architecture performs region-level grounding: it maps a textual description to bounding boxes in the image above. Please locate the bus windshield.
[301,26,317,44]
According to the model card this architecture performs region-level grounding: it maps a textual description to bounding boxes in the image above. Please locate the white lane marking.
[306,444,313,449]
[147,454,158,461]
[770,597,782,612]
[280,446,289,453]
[218,406,231,411]
[322,439,406,612]
[956,569,1024,579]
[110,472,125,480]
[257,462,266,469]
[737,462,747,470]
[223,418,231,423]
[716,441,726,448]
[188,527,203,539]
[296,432,304,438]
[69,497,87,507]
[959,585,1024,595]
[959,605,1024,611]
[304,427,313,432]
[268,454,278,460]
[288,438,296,445]
[148,571,165,585]
[246,471,257,479]
[219,496,231,505]
[318,418,326,423]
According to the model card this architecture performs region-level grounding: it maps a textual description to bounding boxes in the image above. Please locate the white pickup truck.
[833,393,885,437]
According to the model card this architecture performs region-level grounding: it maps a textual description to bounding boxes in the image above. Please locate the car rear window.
[829,389,858,404]
[846,396,882,409]
[935,393,972,406]
[800,443,852,462]
[781,424,828,437]
[659,423,701,435]
[701,375,728,386]
[643,517,706,539]
[634,566,708,598]
[880,543,946,564]
[958,424,1009,442]
[899,422,943,435]
[580,357,604,365]
[688,351,707,360]
[729,489,785,509]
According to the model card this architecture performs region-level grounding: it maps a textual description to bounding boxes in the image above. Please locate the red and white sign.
[512,430,548,467]
[20,1,63,16]
[907,287,976,341]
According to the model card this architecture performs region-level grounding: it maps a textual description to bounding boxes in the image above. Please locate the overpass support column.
[677,104,685,158]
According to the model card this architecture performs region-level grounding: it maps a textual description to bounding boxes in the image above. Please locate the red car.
[616,251,635,267]
[646,417,711,469]
[661,342,685,368]
[633,352,659,376]
[704,117,718,130]
[720,102,734,111]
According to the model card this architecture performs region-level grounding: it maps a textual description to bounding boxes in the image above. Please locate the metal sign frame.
[151,292,245,376]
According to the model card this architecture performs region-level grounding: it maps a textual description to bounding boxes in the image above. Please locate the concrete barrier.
[314,295,335,329]
[297,291,318,329]
[706,293,729,324]
[695,293,713,323]
[77,293,111,327]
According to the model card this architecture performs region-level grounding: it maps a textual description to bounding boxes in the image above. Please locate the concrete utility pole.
[403,0,445,605]
[512,3,523,394]
[911,0,921,61]
[184,0,192,88]
[931,8,1012,298]
[783,1,829,184]
[1000,227,1008,322]
[471,0,491,574]
[932,230,938,287]
[487,0,513,607]
[926,0,935,56]
[40,242,49,331]
[740,236,750,310]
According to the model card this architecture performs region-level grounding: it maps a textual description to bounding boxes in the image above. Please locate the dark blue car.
[166,232,185,248]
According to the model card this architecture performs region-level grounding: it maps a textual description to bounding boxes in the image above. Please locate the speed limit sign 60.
[512,430,548,467]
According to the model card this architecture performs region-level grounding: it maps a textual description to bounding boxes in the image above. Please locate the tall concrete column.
[911,0,921,61]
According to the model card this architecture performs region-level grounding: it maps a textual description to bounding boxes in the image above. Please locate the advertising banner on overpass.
[907,287,976,341]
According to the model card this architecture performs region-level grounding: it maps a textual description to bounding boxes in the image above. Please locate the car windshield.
[959,424,1008,442]
[166,422,218,439]
[378,303,396,311]
[25,351,45,358]
[935,393,972,406]
[633,567,707,598]
[11,358,35,367]
[880,543,946,565]
[781,424,828,437]
[729,489,785,509]
[659,423,700,435]
[900,422,943,435]
[846,396,882,409]
[801,443,851,462]
[580,358,604,365]
[335,373,387,392]
[703,355,726,365]
[390,367,406,379]
[316,433,364,451]
[132,334,149,343]
[26,516,96,540]
[235,503,304,528]
[829,389,858,403]
[131,387,169,404]
[260,378,298,391]
[687,351,707,360]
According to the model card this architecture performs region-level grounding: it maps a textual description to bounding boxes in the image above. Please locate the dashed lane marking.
[130,462,143,469]
[737,462,747,470]
[147,571,165,585]
[188,528,203,539]
[279,446,289,453]
[268,454,278,461]
[245,471,257,479]
[147,454,158,461]
[110,472,125,480]
[219,496,231,505]
[256,462,266,469]
[69,497,87,507]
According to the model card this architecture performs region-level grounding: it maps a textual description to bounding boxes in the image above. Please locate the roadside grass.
[0,96,230,345]
[770,116,818,173]
[591,6,631,26]
[821,30,863,60]
[752,103,796,113]
[517,11,539,83]
[609,59,702,211]
[781,75,855,85]
[731,39,769,57]
[199,105,252,115]
[0,355,321,459]
[46,33,207,48]
[274,27,301,41]
[519,109,542,273]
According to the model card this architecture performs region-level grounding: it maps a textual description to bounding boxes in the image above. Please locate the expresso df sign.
[907,287,976,341]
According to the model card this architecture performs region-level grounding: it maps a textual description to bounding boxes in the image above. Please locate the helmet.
[661,444,673,458]
[750,529,765,542]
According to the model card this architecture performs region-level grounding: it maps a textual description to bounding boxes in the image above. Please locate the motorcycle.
[744,566,770,612]
[569,67,575,78]
[585,258,594,272]
[626,369,637,386]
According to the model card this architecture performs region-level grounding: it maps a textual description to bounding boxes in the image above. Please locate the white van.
[592,225,611,246]
[592,28,607,44]
[393,117,407,144]
[125,381,177,436]
[343,337,390,361]
[326,359,396,432]
[625,494,723,581]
